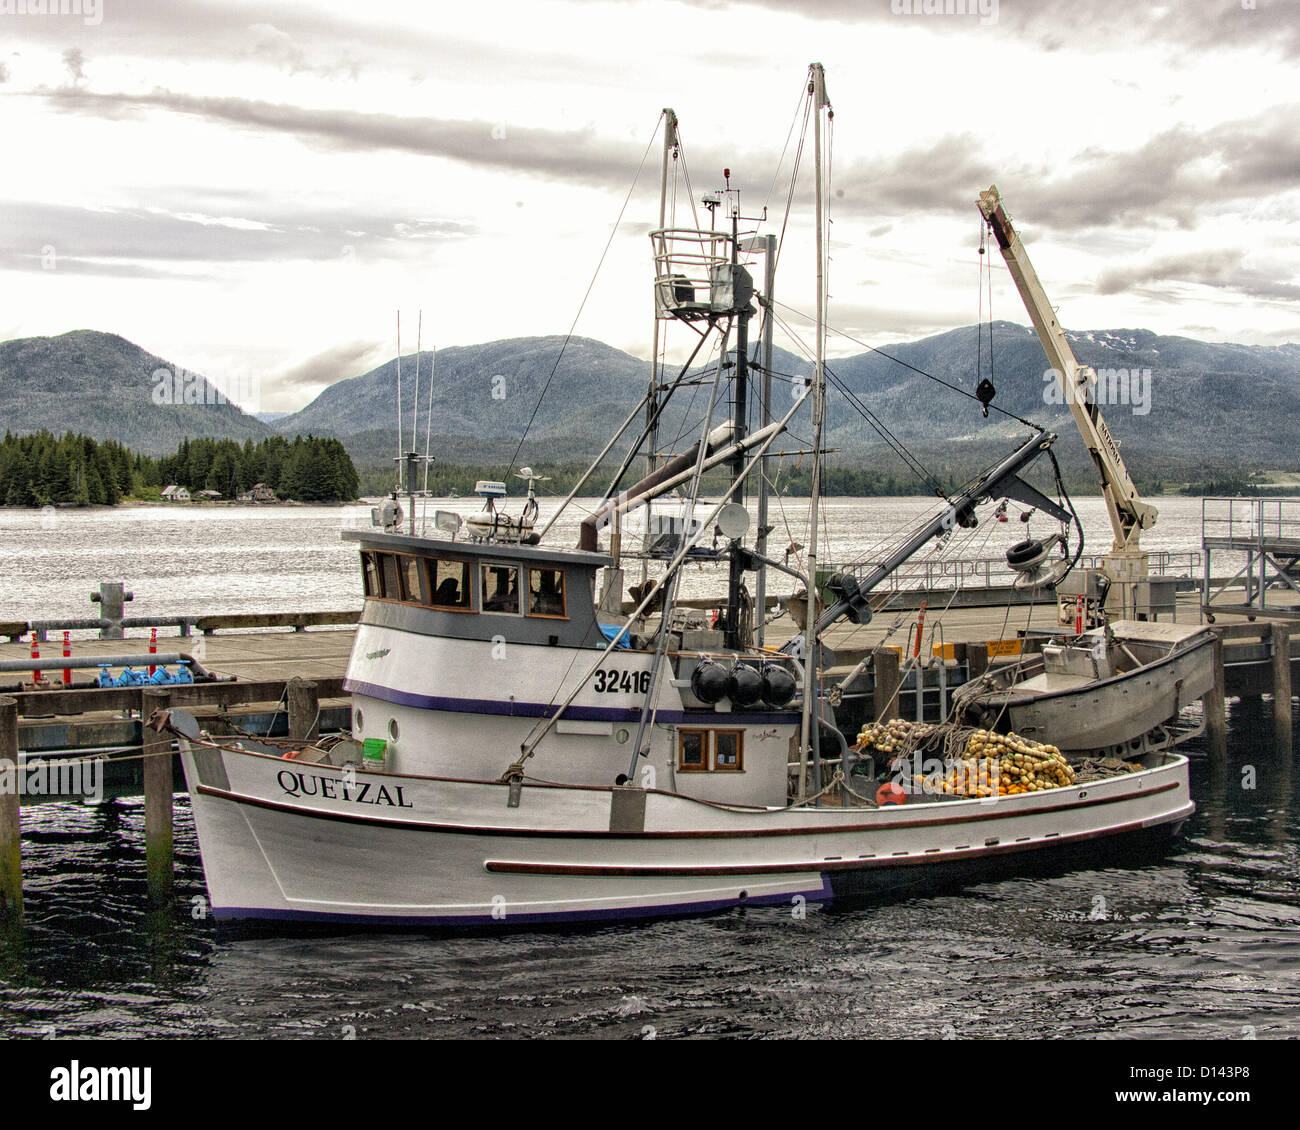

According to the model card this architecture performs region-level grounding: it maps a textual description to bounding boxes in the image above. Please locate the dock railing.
[1202,497,1300,619]
[1202,496,1300,550]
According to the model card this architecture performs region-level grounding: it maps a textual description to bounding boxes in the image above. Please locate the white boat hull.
[956,626,1216,753]
[180,739,1193,927]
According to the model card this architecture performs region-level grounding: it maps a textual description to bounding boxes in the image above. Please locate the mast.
[643,110,678,585]
[754,232,776,647]
[723,172,753,649]
[798,63,829,800]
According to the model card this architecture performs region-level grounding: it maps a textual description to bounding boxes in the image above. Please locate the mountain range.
[0,330,272,455]
[3,326,1299,483]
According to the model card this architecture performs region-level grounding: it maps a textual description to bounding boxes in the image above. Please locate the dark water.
[2,703,1296,1040]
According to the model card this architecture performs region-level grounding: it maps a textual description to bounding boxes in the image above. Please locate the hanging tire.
[1006,538,1046,570]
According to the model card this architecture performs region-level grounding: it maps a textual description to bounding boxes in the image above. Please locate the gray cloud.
[1097,249,1247,294]
[668,0,1300,58]
[40,75,1300,244]
[1097,249,1300,302]
[42,87,653,189]
[3,0,626,85]
[61,47,85,83]
[0,199,473,271]
[275,340,385,392]
[828,100,1300,236]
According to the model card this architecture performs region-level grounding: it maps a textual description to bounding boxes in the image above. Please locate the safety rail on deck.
[828,551,1203,594]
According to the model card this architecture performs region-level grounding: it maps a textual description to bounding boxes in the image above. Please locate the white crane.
[977,185,1157,619]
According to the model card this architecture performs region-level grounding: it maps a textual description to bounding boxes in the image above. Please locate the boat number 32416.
[593,669,652,694]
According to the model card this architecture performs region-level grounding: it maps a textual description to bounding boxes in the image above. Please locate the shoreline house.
[236,482,278,503]
[161,485,191,502]
[195,489,222,502]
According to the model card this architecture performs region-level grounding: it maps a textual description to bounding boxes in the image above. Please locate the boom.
[977,186,1156,553]
[978,185,1156,619]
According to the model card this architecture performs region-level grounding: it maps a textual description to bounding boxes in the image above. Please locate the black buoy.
[728,663,764,707]
[760,663,798,707]
[690,659,729,705]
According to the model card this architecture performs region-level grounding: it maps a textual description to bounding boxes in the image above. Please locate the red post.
[62,630,71,685]
[30,632,41,684]
[149,627,157,676]
[913,601,927,659]
[1075,595,1084,635]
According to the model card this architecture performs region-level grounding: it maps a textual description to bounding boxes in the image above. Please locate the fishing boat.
[167,66,1196,929]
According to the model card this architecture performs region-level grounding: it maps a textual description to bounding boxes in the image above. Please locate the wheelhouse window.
[380,554,402,602]
[527,567,567,618]
[677,729,744,773]
[426,558,472,610]
[361,552,382,598]
[398,555,425,604]
[481,564,521,614]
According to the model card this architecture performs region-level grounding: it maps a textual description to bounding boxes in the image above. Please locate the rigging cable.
[766,308,948,496]
[502,115,663,482]
[977,221,985,394]
[777,302,1048,433]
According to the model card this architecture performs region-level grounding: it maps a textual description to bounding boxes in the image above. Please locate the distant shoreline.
[6,489,1297,516]
[0,498,364,512]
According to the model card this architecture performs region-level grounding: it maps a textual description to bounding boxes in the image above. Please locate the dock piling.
[872,648,900,723]
[1205,634,1228,767]
[0,697,22,921]
[288,677,320,743]
[140,687,173,906]
[1270,623,1293,755]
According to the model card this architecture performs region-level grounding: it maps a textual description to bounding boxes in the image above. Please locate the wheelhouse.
[343,529,613,649]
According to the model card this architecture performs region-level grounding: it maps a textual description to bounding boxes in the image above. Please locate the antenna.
[395,311,403,490]
[422,341,437,532]
[412,311,422,460]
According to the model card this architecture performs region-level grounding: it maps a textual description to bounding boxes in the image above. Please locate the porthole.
[354,708,364,731]
[389,718,400,741]
[615,727,630,744]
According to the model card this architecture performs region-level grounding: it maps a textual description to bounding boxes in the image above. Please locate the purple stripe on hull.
[344,677,802,727]
[212,876,834,929]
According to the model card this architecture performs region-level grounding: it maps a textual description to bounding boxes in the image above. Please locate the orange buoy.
[876,781,907,806]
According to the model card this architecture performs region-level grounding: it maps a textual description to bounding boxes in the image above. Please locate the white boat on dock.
[954,620,1216,755]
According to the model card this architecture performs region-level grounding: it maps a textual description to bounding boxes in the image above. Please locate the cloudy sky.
[2,0,1298,413]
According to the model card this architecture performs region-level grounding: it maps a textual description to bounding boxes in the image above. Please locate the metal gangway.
[1202,497,1300,620]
